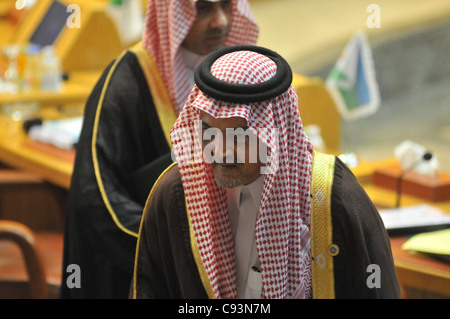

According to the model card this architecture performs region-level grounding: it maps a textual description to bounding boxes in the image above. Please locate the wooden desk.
[390,237,450,298]
[352,158,450,212]
[0,71,99,106]
[0,117,75,189]
[0,71,98,188]
[353,164,450,298]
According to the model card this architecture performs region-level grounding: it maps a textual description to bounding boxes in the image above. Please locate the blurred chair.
[0,220,48,299]
[0,167,65,298]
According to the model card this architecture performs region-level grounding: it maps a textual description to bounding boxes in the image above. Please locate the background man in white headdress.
[131,45,401,299]
[61,0,258,299]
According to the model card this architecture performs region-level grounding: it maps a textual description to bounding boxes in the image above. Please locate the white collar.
[240,174,265,209]
[179,46,207,71]
[227,174,265,210]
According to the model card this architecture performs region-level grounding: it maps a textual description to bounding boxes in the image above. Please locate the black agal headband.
[194,45,293,104]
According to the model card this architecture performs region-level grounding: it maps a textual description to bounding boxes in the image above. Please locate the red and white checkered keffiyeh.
[142,0,259,113]
[171,50,314,299]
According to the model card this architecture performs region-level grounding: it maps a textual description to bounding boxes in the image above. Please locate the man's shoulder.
[159,162,181,182]
[147,163,183,202]
[144,163,187,222]
[311,152,378,223]
[331,156,372,209]
[329,155,385,233]
[107,50,144,82]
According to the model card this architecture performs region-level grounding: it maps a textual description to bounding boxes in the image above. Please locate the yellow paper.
[402,229,450,255]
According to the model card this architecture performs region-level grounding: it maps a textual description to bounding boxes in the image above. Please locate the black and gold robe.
[61,43,176,299]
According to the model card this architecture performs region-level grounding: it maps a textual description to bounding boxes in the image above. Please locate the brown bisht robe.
[131,154,401,299]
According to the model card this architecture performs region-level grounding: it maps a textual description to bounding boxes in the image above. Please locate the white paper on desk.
[378,204,450,230]
[28,116,83,150]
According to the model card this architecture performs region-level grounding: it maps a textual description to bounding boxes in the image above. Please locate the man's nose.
[209,6,230,30]
[213,137,235,163]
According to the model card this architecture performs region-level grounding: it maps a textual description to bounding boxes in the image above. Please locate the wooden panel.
[0,169,67,232]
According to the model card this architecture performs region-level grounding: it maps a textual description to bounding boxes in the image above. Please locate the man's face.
[182,0,233,55]
[199,110,264,188]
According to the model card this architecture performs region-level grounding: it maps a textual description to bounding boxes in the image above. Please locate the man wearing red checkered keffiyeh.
[132,46,401,299]
[61,1,258,299]
[143,0,259,113]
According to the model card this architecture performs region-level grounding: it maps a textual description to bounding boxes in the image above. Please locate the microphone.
[395,152,433,208]
[423,152,433,161]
